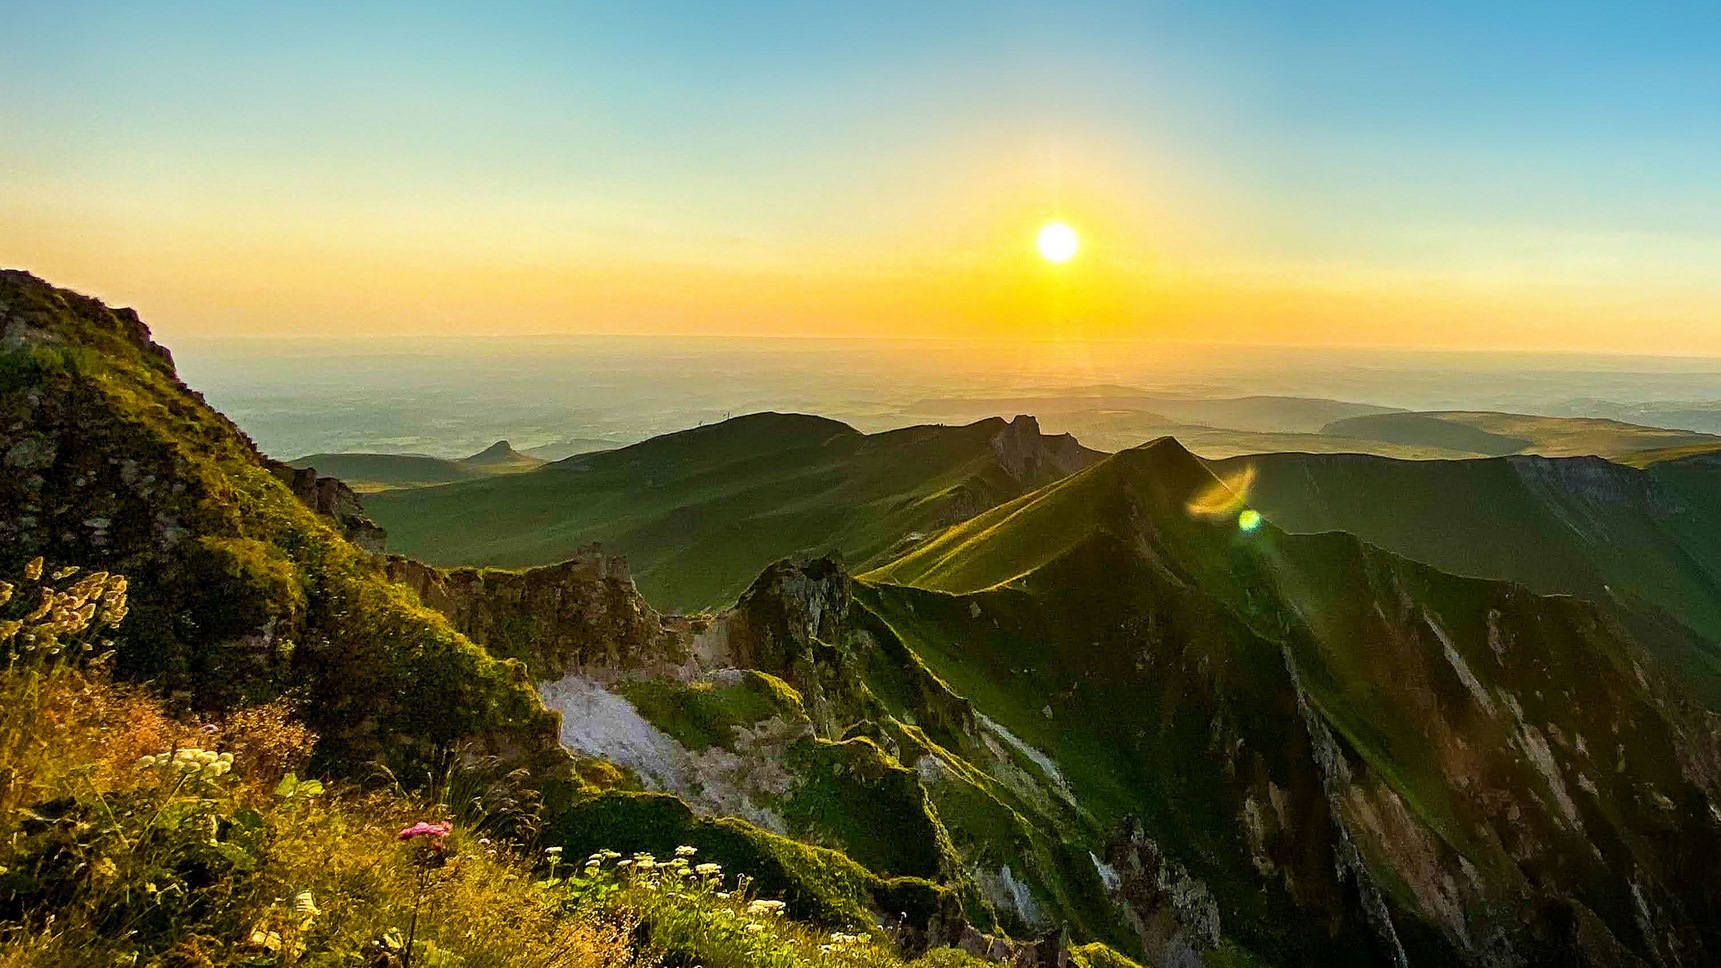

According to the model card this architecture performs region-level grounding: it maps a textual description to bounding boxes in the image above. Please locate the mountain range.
[6,269,1721,967]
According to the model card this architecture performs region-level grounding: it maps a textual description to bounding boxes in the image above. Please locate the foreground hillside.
[367,412,1099,610]
[0,568,1039,968]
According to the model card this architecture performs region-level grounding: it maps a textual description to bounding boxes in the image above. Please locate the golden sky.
[6,3,1721,354]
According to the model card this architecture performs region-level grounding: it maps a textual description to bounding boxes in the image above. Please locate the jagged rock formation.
[381,547,695,678]
[990,414,1096,483]
[267,460,388,552]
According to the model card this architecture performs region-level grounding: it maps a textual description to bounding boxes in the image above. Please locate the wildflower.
[695,862,722,876]
[675,844,698,857]
[397,821,453,842]
[746,899,786,916]
[91,857,119,882]
[745,923,765,934]
[544,846,563,855]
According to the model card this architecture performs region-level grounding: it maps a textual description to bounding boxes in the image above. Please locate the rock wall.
[266,461,387,552]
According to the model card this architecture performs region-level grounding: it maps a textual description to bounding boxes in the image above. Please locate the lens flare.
[1185,465,1255,521]
[1238,508,1262,532]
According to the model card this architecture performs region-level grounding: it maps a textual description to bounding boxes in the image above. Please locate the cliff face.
[267,460,388,552]
[989,414,1100,483]
[381,548,697,679]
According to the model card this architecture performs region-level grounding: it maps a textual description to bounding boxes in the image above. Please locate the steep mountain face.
[865,440,1721,967]
[1224,451,1721,705]
[386,548,1122,957]
[0,270,561,778]
[365,410,1102,610]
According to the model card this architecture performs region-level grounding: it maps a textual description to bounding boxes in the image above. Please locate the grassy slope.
[860,439,1721,965]
[0,270,569,779]
[1325,410,1721,459]
[368,414,1091,610]
[1223,451,1721,702]
[0,648,1032,968]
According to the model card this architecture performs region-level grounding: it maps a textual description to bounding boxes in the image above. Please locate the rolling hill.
[1324,410,1721,460]
[365,412,1101,610]
[287,439,544,491]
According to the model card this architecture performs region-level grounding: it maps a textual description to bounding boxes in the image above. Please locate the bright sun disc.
[1037,222,1079,263]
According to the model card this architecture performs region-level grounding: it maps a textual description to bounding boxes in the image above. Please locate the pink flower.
[397,821,452,842]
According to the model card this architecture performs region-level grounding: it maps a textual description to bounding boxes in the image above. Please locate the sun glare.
[1036,221,1079,263]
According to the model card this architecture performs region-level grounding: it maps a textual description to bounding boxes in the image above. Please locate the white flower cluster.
[745,898,786,916]
[138,747,235,780]
[1,560,128,657]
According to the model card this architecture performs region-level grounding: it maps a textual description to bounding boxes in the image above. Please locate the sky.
[4,1,1721,352]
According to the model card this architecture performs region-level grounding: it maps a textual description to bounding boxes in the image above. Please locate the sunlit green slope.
[367,413,1099,610]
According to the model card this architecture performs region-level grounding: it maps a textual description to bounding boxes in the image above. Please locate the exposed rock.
[266,460,387,552]
[1102,816,1220,968]
[990,414,1098,483]
[382,548,690,678]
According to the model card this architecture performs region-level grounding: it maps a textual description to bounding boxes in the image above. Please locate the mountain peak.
[464,439,521,463]
[988,413,1102,482]
[0,269,175,373]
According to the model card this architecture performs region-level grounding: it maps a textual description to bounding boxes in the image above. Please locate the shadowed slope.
[1224,450,1721,704]
[860,437,1721,966]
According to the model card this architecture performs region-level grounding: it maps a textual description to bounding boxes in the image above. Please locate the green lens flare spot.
[1238,508,1262,532]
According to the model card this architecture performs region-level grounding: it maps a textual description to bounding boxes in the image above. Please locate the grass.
[365,413,1095,610]
[0,558,1089,968]
[616,673,808,752]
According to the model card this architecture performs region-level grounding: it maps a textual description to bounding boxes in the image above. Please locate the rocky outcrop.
[1102,817,1220,968]
[1509,453,1686,517]
[266,460,387,552]
[989,415,1099,483]
[382,547,694,678]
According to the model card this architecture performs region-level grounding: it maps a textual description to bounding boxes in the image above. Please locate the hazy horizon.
[170,334,1721,461]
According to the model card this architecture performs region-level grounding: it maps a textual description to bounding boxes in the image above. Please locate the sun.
[1036,221,1079,263]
